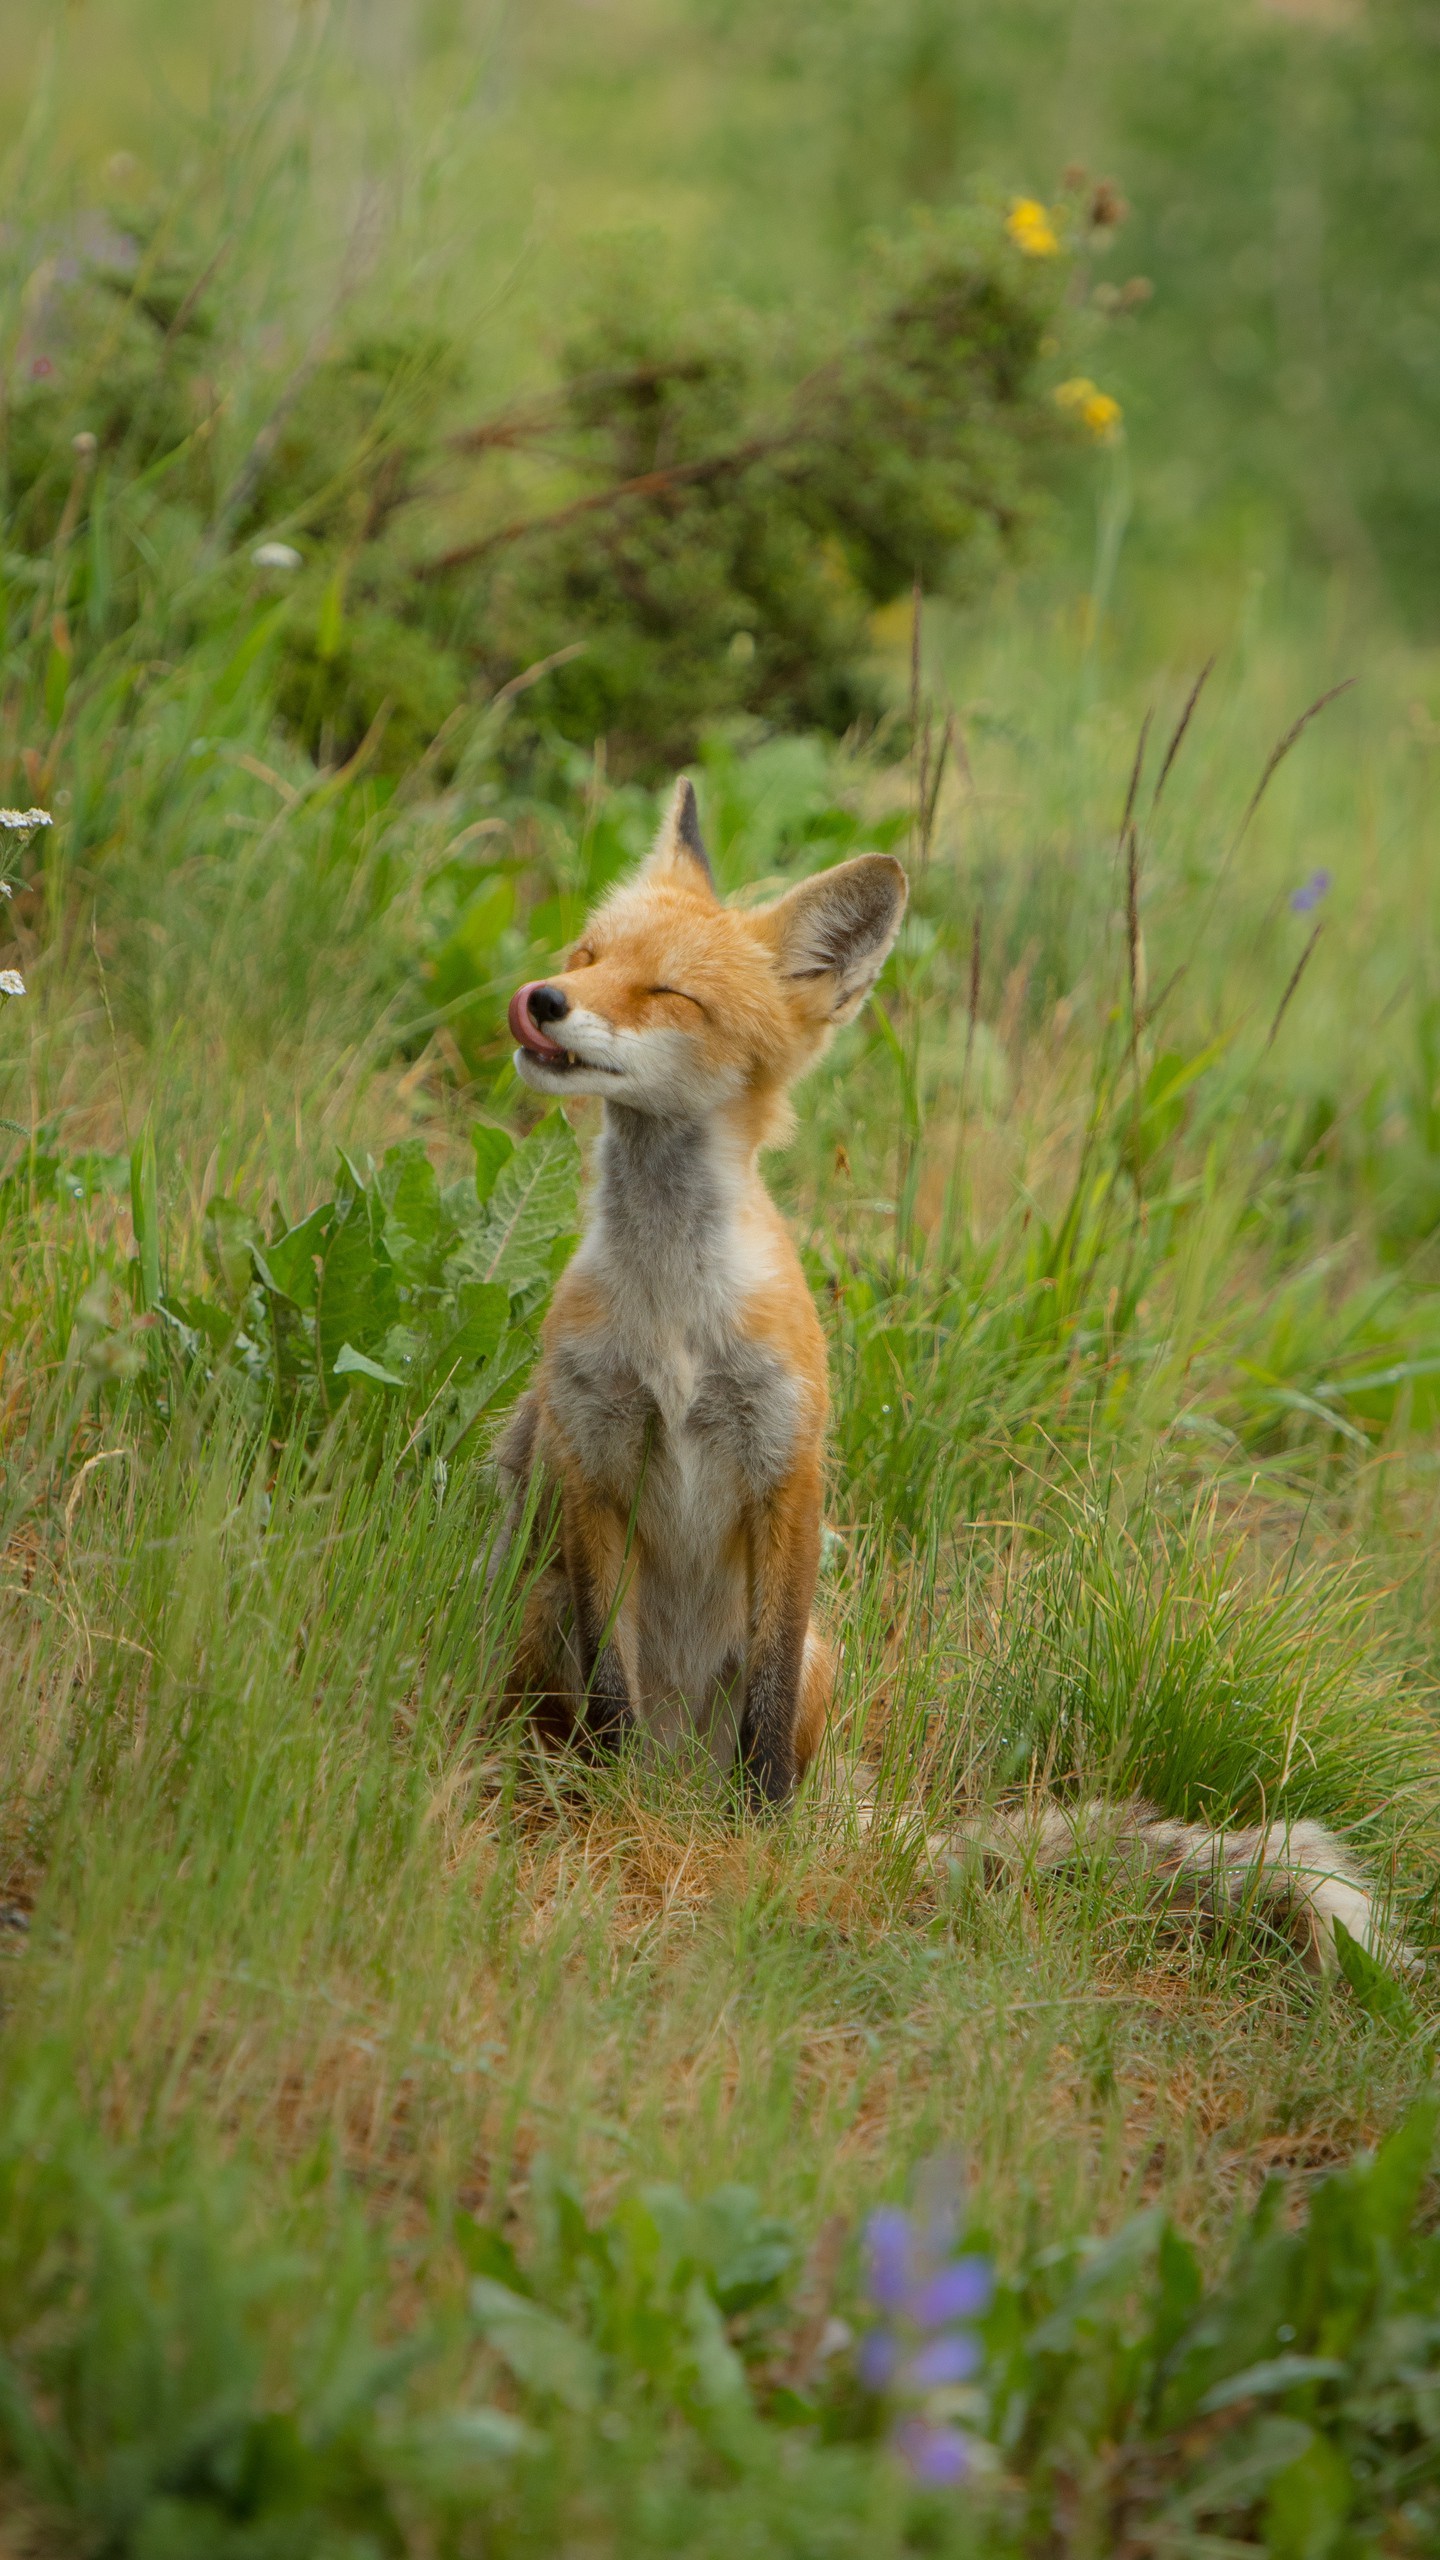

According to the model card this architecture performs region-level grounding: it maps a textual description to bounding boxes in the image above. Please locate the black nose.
[529,984,570,1026]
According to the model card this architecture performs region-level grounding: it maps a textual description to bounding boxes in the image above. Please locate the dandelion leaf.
[1333,1920,1418,2039]
[470,2278,599,2413]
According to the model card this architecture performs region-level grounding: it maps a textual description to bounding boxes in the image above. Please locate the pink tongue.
[507,987,565,1057]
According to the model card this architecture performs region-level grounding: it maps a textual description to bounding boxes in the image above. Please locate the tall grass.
[3,7,1440,2552]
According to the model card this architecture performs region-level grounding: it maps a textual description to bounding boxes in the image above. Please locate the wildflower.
[0,970,26,999]
[895,2416,973,2485]
[251,540,303,572]
[1290,868,1332,913]
[857,2163,994,2490]
[1089,177,1130,231]
[0,810,51,836]
[1054,378,1124,442]
[1007,198,1060,258]
[904,2332,982,2389]
[1081,389,1122,440]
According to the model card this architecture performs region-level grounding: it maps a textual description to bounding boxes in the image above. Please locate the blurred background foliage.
[7,0,1440,617]
[10,12,1440,2552]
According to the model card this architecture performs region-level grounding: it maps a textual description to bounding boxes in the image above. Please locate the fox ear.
[761,854,908,1022]
[642,777,714,890]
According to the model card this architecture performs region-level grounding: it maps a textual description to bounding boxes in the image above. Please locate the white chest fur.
[544,1108,808,1758]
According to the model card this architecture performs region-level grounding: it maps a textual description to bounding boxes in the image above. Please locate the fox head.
[509,778,908,1131]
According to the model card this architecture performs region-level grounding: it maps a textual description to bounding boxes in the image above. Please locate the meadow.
[5,3,1440,2552]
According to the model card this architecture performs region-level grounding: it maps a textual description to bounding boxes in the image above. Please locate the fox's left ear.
[641,776,715,891]
[761,854,908,1023]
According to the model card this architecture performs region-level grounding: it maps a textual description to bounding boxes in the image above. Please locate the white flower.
[0,808,51,834]
[251,541,303,571]
[0,970,26,998]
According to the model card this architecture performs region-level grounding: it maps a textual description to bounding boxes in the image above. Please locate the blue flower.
[911,2257,993,2327]
[903,2333,982,2390]
[1289,869,1332,913]
[895,2417,973,2485]
[857,2329,901,2391]
[856,2177,993,2490]
[864,2206,914,2314]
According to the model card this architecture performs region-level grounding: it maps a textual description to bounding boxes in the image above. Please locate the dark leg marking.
[740,1601,807,1810]
[563,1514,633,1751]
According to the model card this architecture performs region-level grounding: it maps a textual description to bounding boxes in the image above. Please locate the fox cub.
[496,776,905,1801]
[495,777,1410,1974]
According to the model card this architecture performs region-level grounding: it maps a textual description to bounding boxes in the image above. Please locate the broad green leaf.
[439,1329,535,1455]
[1263,2431,1352,2559]
[682,2274,752,2422]
[391,2407,533,2488]
[474,1114,581,1293]
[257,1205,332,1310]
[203,1197,264,1302]
[455,2215,532,2295]
[1029,2208,1165,2356]
[1363,2095,1438,2242]
[472,1122,516,1206]
[1153,2222,1203,2364]
[428,1281,509,1377]
[470,2277,599,2412]
[333,1342,404,1387]
[691,2186,796,2313]
[378,1141,444,1278]
[335,1147,370,1205]
[316,1206,395,1392]
[1333,1919,1418,2038]
[167,1292,237,1353]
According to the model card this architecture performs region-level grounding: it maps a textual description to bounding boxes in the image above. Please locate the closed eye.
[648,985,708,1015]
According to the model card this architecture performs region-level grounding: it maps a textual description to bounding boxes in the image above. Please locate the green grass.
[6,5,1440,2552]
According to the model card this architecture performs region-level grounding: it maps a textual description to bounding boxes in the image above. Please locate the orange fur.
[496,778,907,1803]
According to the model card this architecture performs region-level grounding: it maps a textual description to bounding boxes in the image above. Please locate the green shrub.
[6,2101,1440,2556]
[439,203,1089,773]
[132,1113,581,1453]
[2,158,1110,790]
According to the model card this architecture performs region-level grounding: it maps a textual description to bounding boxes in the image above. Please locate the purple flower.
[857,2329,901,2392]
[1289,869,1331,914]
[863,2207,913,2312]
[856,2168,994,2492]
[895,2417,973,2486]
[903,2332,982,2390]
[910,2256,993,2328]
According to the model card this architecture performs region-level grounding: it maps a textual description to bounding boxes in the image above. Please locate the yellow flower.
[1006,197,1060,258]
[1081,390,1122,441]
[1054,378,1123,441]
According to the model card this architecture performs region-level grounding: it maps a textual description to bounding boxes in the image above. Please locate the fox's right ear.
[761,854,908,1023]
[640,776,715,891]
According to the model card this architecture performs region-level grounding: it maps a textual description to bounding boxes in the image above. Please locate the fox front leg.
[562,1494,634,1748]
[741,1467,823,1808]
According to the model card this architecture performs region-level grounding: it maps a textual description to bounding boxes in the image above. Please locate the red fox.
[497,776,904,1801]
[496,778,1410,1976]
